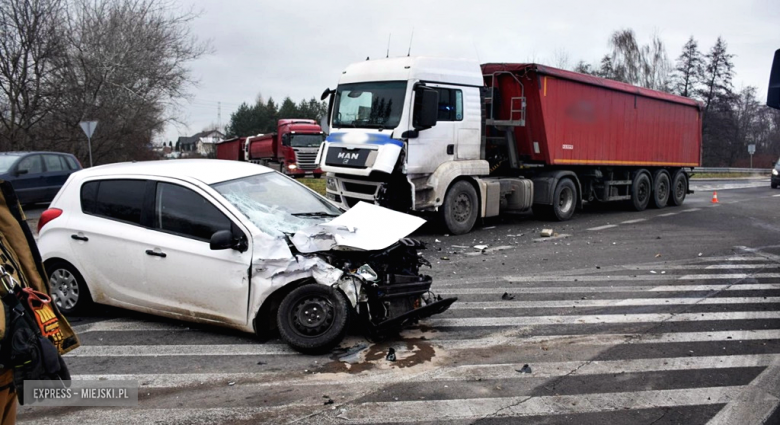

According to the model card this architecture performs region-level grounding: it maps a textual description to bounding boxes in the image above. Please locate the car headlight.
[773,169,778,176]
[326,177,338,191]
[356,264,378,282]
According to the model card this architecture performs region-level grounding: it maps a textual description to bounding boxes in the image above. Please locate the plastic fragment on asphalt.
[501,292,515,300]
[474,245,488,250]
[540,229,554,237]
[516,364,532,373]
[386,347,396,362]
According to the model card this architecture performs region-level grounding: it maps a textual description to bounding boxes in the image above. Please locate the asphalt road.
[18,178,780,424]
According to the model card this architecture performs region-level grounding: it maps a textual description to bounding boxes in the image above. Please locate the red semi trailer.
[217,119,325,177]
[319,57,703,233]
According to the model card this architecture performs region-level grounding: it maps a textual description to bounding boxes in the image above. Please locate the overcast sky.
[162,0,780,143]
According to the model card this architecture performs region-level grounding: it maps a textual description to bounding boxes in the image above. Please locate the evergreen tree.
[698,37,735,111]
[672,37,704,98]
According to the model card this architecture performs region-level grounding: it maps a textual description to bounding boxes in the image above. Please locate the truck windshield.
[332,81,406,129]
[290,134,324,148]
[212,172,342,237]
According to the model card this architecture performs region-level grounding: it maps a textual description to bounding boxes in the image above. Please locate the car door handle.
[71,234,88,242]
[145,249,167,258]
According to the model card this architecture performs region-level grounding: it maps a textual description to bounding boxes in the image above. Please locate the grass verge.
[299,177,327,196]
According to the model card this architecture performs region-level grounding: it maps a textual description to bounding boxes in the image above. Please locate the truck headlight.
[326,177,338,191]
[287,164,298,170]
[773,169,778,176]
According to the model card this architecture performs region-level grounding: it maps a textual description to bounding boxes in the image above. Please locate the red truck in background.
[216,119,325,177]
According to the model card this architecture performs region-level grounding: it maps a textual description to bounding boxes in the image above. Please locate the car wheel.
[772,182,778,189]
[277,283,350,354]
[669,170,688,206]
[631,171,652,211]
[47,261,92,315]
[440,180,479,235]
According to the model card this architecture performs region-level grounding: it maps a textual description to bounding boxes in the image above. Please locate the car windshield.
[212,172,342,237]
[0,155,22,173]
[290,134,324,148]
[332,81,407,129]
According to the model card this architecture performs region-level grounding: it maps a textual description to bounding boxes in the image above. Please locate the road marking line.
[17,406,309,425]
[73,320,192,334]
[429,311,780,328]
[439,284,780,295]
[658,212,679,217]
[65,344,297,357]
[704,264,780,269]
[321,387,743,423]
[620,218,647,224]
[706,356,780,425]
[586,224,618,231]
[679,273,780,280]
[71,354,778,388]
[451,296,780,309]
[682,208,701,212]
[773,194,780,197]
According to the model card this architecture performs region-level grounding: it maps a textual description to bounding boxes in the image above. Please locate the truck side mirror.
[768,49,780,109]
[414,87,439,130]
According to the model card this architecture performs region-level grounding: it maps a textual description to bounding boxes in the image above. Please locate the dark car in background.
[0,152,82,205]
[772,158,780,189]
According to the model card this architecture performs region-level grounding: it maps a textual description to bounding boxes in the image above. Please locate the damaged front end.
[322,238,457,334]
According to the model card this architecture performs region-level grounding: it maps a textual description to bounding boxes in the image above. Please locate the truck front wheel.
[669,171,687,206]
[631,171,651,211]
[440,180,478,235]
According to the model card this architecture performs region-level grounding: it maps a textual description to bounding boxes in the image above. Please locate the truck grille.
[343,182,378,195]
[294,150,318,171]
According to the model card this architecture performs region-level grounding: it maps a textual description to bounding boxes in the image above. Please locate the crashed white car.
[36,160,455,352]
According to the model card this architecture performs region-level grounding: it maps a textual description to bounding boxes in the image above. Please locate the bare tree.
[0,0,65,151]
[551,48,571,70]
[602,29,671,92]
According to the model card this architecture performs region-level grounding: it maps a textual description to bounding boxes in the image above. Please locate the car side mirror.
[414,87,439,130]
[210,229,247,252]
[768,49,780,109]
[15,169,28,176]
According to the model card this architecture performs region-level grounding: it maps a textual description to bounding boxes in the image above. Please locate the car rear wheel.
[47,261,92,315]
[277,283,350,354]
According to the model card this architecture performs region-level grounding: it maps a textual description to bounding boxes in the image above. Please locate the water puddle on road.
[322,336,439,374]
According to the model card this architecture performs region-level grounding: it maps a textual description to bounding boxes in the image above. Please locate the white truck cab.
[319,57,530,234]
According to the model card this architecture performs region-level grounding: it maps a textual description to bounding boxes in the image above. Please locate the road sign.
[79,121,98,167]
[748,144,756,155]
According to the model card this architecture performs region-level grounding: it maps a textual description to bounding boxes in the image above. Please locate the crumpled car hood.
[291,202,426,253]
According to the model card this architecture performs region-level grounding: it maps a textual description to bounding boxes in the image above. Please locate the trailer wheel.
[631,172,651,211]
[440,180,478,235]
[277,283,350,354]
[651,170,670,209]
[669,171,687,206]
[534,178,577,221]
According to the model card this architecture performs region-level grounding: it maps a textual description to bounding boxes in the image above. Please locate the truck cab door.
[407,85,464,175]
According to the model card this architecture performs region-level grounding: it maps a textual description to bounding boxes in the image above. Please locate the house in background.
[176,130,224,157]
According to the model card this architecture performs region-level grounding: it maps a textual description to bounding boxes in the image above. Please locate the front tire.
[277,283,350,354]
[440,180,478,235]
[651,170,670,209]
[669,170,688,206]
[631,171,652,211]
[47,261,92,315]
[772,181,778,189]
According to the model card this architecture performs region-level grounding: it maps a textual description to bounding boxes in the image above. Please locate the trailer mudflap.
[372,297,458,331]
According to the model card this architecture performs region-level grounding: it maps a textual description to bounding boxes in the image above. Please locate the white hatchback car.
[37,160,455,352]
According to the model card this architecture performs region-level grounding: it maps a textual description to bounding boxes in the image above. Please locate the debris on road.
[435,239,441,243]
[386,347,396,362]
[323,396,334,405]
[228,381,235,386]
[655,253,662,258]
[502,292,515,300]
[516,364,532,373]
[474,244,488,250]
[540,229,554,237]
[482,226,496,230]
[440,256,450,261]
[698,253,703,257]
[650,270,657,274]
